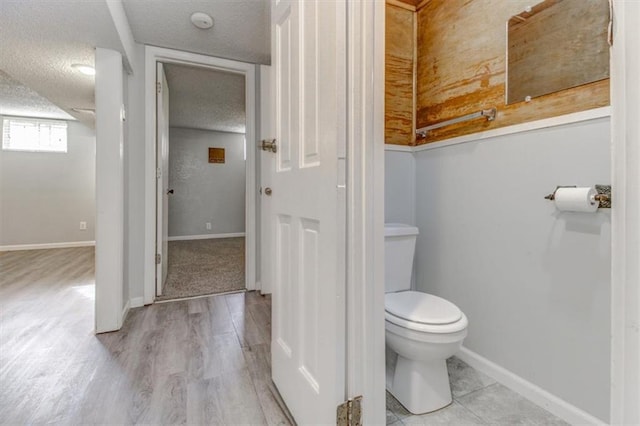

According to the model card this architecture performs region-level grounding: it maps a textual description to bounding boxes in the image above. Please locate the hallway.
[0,248,291,424]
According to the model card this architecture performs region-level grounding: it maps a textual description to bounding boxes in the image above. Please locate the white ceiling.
[122,0,270,65]
[0,70,74,120]
[0,0,125,126]
[0,0,269,128]
[164,63,246,133]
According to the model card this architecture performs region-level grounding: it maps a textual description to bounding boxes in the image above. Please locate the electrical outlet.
[206,222,212,230]
[79,221,87,230]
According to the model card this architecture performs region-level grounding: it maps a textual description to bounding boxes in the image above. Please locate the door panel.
[269,0,346,423]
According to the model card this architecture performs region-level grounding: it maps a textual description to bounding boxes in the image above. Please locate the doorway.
[155,62,248,301]
[144,46,257,305]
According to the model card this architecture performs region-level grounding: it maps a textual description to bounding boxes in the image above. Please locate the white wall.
[94,47,125,332]
[412,117,611,421]
[168,127,246,237]
[0,117,95,247]
[385,148,415,225]
[125,42,146,303]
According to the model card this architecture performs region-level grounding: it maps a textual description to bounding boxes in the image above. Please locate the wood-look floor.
[0,247,292,425]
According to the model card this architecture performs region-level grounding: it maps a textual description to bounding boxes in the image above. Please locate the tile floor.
[386,357,568,425]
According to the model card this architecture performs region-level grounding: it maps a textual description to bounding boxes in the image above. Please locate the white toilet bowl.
[385,290,468,414]
[384,224,469,414]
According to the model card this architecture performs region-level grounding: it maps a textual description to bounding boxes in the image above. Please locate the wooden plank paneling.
[507,0,610,103]
[385,4,415,145]
[415,0,610,145]
[387,0,416,12]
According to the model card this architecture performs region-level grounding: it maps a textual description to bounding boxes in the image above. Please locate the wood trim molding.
[416,0,431,12]
[167,232,246,241]
[386,0,416,12]
[0,241,96,251]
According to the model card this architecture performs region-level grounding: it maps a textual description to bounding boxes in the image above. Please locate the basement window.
[2,117,68,153]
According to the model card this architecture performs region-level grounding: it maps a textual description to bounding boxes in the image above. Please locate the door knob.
[167,189,174,195]
[264,187,272,196]
[261,139,277,153]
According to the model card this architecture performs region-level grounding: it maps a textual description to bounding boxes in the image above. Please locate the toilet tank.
[385,224,419,293]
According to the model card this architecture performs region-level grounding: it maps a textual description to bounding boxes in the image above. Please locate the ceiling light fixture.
[190,12,213,29]
[72,64,95,76]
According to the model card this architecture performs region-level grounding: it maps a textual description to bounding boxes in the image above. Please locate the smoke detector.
[190,12,213,29]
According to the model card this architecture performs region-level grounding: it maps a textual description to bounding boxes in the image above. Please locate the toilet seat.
[385,291,468,334]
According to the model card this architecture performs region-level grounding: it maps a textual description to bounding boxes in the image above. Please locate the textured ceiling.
[0,0,269,128]
[123,0,270,65]
[0,70,74,120]
[164,63,245,133]
[0,0,125,126]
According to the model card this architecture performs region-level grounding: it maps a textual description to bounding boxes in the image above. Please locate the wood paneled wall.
[414,0,610,145]
[385,3,415,145]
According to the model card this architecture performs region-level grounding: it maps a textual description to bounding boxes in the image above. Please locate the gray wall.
[385,149,415,225]
[168,127,245,237]
[0,117,96,246]
[412,117,611,421]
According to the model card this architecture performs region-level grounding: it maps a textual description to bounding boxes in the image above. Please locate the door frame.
[155,62,169,297]
[344,0,386,423]
[143,46,257,304]
[610,1,640,423]
[350,1,640,424]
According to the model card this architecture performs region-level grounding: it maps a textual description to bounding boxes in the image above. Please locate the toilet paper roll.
[554,187,599,212]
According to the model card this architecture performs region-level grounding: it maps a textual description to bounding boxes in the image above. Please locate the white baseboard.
[168,232,245,241]
[120,299,131,328]
[457,347,606,426]
[130,297,144,308]
[0,241,96,252]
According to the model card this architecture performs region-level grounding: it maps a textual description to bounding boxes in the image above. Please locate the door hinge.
[337,396,362,426]
[156,82,161,94]
[156,167,161,179]
[155,253,161,264]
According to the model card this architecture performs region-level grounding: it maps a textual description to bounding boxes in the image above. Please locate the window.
[2,117,68,153]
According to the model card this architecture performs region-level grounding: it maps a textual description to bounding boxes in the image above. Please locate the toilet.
[385,223,468,414]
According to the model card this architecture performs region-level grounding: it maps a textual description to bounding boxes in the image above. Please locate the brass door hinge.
[337,395,362,426]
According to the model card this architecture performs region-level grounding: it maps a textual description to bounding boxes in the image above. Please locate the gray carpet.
[157,237,245,301]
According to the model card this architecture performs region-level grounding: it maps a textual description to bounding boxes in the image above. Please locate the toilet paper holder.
[544,185,611,208]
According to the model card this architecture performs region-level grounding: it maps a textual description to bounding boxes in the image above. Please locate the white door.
[268,0,347,423]
[156,62,170,296]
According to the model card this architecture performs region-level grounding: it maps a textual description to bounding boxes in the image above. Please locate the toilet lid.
[385,291,462,325]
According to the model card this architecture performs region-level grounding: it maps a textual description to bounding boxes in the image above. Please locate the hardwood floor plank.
[243,343,293,426]
[187,316,245,381]
[223,291,246,314]
[0,248,289,425]
[248,297,272,342]
[141,372,188,425]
